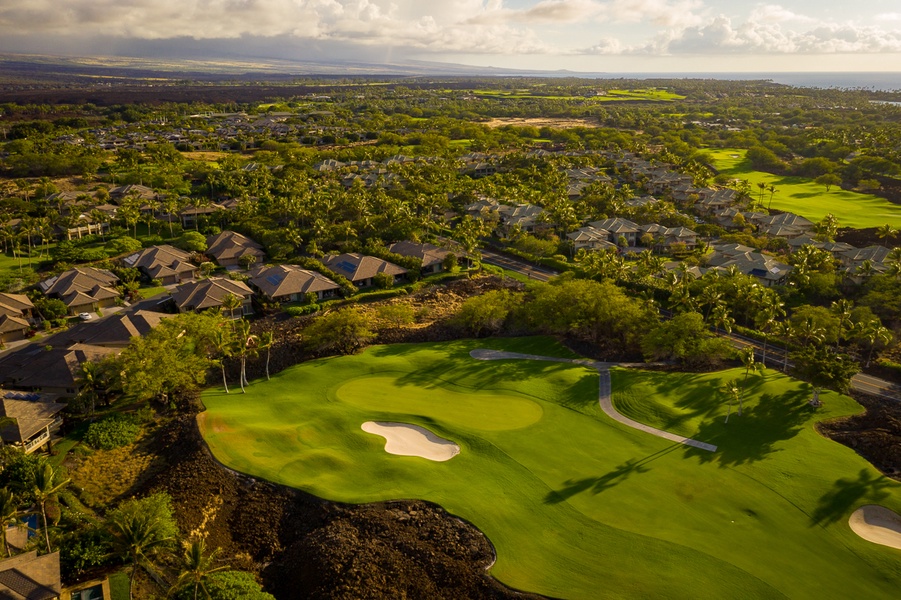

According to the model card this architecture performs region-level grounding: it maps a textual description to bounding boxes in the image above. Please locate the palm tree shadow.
[811,469,893,527]
[544,444,680,504]
[684,389,813,468]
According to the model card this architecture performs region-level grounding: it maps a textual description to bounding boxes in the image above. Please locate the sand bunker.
[361,421,460,462]
[849,505,901,550]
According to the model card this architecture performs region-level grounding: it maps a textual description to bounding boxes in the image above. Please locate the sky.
[1,0,901,73]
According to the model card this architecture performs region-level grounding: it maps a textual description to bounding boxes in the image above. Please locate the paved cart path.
[470,349,717,452]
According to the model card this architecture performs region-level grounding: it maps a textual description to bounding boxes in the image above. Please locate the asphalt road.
[478,247,901,402]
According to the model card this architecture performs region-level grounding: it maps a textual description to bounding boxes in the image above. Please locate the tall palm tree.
[0,487,22,557]
[231,319,258,393]
[829,299,854,350]
[214,327,233,394]
[721,378,740,424]
[258,331,274,381]
[737,347,763,416]
[169,538,230,600]
[75,361,101,418]
[31,462,70,553]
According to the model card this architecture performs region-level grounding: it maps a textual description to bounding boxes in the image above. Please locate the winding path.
[470,349,717,452]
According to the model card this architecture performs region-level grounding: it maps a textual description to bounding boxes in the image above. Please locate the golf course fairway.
[707,148,901,229]
[200,337,901,599]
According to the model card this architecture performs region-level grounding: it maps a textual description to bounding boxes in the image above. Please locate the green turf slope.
[201,338,901,599]
[707,148,901,229]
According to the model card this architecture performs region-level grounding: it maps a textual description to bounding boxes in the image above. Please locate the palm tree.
[231,319,258,393]
[169,538,230,600]
[721,378,740,424]
[855,259,876,278]
[214,327,233,394]
[31,462,70,552]
[221,294,242,320]
[767,185,776,210]
[857,320,893,367]
[258,331,274,381]
[829,299,854,350]
[107,507,175,600]
[876,223,898,247]
[75,360,101,418]
[0,487,22,557]
[737,347,763,416]
[710,303,734,334]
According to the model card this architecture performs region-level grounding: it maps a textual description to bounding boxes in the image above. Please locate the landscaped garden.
[200,337,901,599]
[707,148,901,229]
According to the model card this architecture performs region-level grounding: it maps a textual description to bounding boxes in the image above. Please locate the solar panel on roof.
[266,274,284,286]
[336,261,356,272]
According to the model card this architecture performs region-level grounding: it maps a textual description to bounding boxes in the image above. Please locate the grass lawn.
[707,148,901,229]
[200,338,901,599]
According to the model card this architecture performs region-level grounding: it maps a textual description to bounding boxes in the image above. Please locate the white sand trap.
[361,421,460,462]
[849,505,901,550]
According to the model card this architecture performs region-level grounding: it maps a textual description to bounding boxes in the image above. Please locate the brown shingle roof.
[205,231,265,263]
[0,551,60,600]
[321,253,407,283]
[249,265,338,299]
[170,277,253,312]
[388,241,451,268]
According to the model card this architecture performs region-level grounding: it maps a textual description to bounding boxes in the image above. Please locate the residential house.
[38,268,120,315]
[567,226,617,252]
[750,212,814,238]
[0,392,67,454]
[0,315,30,344]
[205,231,266,268]
[180,202,225,229]
[123,245,198,285]
[660,226,698,251]
[694,188,738,214]
[322,253,407,288]
[496,204,546,233]
[170,277,254,316]
[44,310,169,349]
[708,251,793,287]
[0,343,118,397]
[839,245,891,274]
[109,184,157,203]
[588,218,641,246]
[249,265,339,303]
[0,550,61,599]
[389,241,454,274]
[0,293,36,325]
[63,578,112,600]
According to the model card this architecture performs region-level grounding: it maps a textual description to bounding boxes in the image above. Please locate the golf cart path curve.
[470,349,717,452]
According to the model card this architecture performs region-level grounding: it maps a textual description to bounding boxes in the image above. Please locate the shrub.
[286,304,320,317]
[373,272,394,289]
[84,415,141,450]
[105,236,143,257]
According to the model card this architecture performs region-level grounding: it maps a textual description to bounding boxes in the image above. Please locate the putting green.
[200,338,901,599]
[337,376,543,431]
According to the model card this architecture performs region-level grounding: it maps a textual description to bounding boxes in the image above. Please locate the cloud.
[0,0,550,55]
[599,0,707,29]
[748,4,815,24]
[580,12,901,55]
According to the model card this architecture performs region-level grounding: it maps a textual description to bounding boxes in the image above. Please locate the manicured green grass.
[471,88,683,102]
[201,338,901,599]
[707,148,901,229]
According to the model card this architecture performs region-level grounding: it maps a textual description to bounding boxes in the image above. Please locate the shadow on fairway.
[811,469,893,527]
[390,359,599,408]
[684,388,813,468]
[544,444,680,504]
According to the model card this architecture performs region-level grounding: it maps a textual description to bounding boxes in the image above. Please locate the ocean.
[590,72,901,91]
